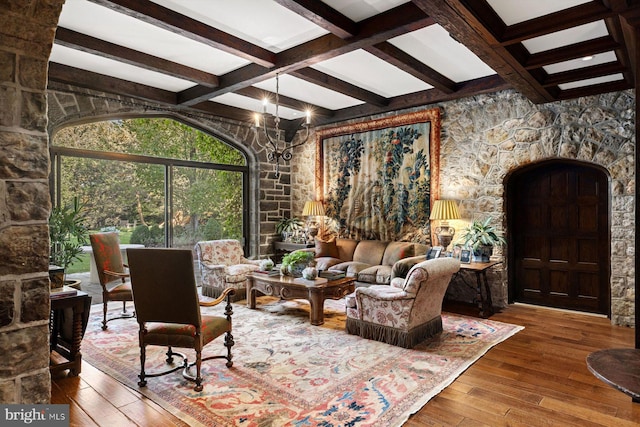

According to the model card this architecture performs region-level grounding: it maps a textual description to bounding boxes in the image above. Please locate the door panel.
[510,162,610,315]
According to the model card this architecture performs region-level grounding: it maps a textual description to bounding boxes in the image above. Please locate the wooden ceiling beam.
[47,62,177,105]
[272,0,357,38]
[54,27,219,87]
[177,3,433,106]
[556,79,632,99]
[87,0,276,68]
[319,74,510,124]
[523,36,620,69]
[365,42,456,93]
[290,68,388,107]
[235,86,334,117]
[541,62,626,87]
[413,0,553,103]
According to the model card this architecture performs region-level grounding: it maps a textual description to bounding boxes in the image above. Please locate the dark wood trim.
[272,0,357,38]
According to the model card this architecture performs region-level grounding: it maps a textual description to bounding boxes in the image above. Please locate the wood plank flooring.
[51,302,639,426]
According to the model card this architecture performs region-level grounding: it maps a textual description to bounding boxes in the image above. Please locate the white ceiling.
[50,0,630,123]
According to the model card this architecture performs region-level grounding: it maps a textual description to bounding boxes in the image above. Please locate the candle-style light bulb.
[254,113,260,128]
[262,98,268,114]
[305,110,311,125]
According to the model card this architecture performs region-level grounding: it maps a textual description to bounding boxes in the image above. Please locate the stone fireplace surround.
[0,0,634,403]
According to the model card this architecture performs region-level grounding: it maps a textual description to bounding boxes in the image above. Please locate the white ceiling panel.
[390,25,495,82]
[150,0,328,52]
[49,44,195,92]
[559,73,624,90]
[321,0,410,22]
[544,51,618,74]
[58,0,250,75]
[312,49,433,97]
[252,74,364,111]
[486,0,591,26]
[522,20,608,54]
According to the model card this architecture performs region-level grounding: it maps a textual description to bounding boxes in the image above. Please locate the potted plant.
[281,250,315,277]
[460,217,506,262]
[49,197,89,287]
[275,217,303,242]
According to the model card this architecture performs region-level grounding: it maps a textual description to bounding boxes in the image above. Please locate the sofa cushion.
[381,242,415,266]
[357,265,392,285]
[352,240,387,266]
[336,238,359,262]
[315,256,343,271]
[315,238,339,258]
[329,261,372,277]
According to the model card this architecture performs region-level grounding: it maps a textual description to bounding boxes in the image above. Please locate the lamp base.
[435,226,455,252]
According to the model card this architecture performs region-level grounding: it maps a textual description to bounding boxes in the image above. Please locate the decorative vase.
[260,259,274,271]
[302,266,318,280]
[472,245,493,263]
[287,262,307,277]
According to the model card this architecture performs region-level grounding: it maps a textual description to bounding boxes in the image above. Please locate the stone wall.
[0,0,65,404]
[294,89,636,326]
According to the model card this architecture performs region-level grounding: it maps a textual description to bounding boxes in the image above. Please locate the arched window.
[50,118,251,255]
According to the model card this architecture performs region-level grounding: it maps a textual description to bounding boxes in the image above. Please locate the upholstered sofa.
[195,239,261,302]
[345,257,460,348]
[306,238,430,287]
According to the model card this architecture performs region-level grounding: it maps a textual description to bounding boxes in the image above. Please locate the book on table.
[50,285,78,299]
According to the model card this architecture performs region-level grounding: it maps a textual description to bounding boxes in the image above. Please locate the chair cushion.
[201,315,231,346]
[315,238,339,258]
[357,265,392,284]
[106,281,132,299]
[329,261,372,277]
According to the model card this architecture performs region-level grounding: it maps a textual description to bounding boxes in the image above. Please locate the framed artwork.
[452,245,462,260]
[460,249,472,264]
[315,109,441,243]
[427,246,443,260]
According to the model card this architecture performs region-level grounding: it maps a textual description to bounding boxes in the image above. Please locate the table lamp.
[302,200,325,242]
[429,199,461,252]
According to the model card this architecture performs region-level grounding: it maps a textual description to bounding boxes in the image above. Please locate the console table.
[50,289,92,376]
[456,260,502,318]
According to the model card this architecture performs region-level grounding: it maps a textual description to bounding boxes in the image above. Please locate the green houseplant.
[49,197,89,283]
[281,250,315,277]
[460,217,506,262]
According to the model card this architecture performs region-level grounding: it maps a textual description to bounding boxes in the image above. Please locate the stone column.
[0,0,64,403]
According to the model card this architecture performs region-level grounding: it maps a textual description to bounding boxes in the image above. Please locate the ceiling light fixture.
[253,73,311,178]
[582,55,595,61]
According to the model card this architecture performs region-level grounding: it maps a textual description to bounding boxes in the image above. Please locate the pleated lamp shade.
[429,200,461,221]
[302,201,325,217]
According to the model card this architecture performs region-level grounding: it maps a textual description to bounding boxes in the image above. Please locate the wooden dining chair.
[89,232,135,330]
[126,248,235,392]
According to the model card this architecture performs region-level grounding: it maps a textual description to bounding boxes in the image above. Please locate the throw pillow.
[315,238,339,259]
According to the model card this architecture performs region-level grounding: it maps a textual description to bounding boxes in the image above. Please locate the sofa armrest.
[199,262,226,272]
[356,286,411,301]
[391,255,427,279]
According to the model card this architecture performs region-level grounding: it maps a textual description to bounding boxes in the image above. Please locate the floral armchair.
[345,257,460,348]
[195,239,261,302]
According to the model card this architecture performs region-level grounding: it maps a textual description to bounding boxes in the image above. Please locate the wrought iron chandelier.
[253,73,311,177]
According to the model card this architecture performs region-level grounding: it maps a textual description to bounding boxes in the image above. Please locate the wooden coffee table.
[247,273,356,325]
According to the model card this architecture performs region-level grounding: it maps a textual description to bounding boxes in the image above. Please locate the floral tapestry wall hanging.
[315,109,440,243]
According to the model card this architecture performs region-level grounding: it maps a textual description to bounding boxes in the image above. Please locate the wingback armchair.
[195,239,261,302]
[345,257,460,348]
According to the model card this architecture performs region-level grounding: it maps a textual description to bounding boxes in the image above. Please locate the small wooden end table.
[457,261,502,318]
[50,288,92,376]
[247,273,355,325]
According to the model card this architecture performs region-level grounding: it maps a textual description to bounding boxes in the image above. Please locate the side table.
[50,289,92,376]
[273,241,313,264]
[456,261,502,318]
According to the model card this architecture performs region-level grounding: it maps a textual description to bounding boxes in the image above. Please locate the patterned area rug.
[82,298,523,426]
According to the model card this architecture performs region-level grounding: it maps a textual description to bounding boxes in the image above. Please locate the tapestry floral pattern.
[317,110,440,244]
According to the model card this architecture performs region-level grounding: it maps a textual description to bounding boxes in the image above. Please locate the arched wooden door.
[507,161,610,315]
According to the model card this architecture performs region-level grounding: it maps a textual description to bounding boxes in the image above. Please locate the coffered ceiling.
[48,0,640,137]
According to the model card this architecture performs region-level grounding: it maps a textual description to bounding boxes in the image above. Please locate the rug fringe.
[346,316,443,348]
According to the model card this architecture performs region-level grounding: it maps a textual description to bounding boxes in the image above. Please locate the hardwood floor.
[51,302,639,426]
